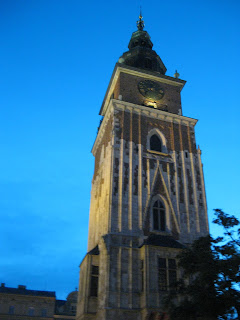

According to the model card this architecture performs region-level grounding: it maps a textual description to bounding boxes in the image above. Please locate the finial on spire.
[174,70,180,79]
[137,7,145,31]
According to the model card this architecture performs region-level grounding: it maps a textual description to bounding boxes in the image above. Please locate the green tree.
[164,209,240,320]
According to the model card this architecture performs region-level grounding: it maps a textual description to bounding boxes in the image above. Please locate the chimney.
[18,285,26,289]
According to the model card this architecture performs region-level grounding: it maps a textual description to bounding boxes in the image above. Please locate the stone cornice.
[100,64,186,116]
[92,101,113,156]
[113,99,197,126]
[0,292,56,300]
[144,151,174,163]
[116,64,186,87]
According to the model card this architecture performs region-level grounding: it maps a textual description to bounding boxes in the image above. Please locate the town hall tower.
[76,14,209,320]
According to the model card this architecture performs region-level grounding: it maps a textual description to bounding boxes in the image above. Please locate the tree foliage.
[164,209,240,320]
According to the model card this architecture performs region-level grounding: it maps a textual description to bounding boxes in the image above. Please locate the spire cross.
[137,7,145,31]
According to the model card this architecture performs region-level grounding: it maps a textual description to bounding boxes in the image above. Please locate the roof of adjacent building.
[140,234,185,249]
[55,299,66,306]
[55,299,66,313]
[55,294,77,316]
[0,284,56,298]
[88,245,99,255]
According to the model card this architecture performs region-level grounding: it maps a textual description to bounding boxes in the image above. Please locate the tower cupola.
[118,13,167,74]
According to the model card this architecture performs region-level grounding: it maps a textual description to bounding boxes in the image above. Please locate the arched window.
[153,200,165,231]
[147,129,168,154]
[150,134,162,152]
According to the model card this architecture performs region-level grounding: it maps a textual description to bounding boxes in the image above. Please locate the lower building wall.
[97,309,141,320]
[77,234,183,320]
[77,308,170,320]
[0,295,55,319]
[76,314,96,320]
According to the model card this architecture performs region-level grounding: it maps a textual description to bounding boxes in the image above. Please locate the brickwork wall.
[89,97,208,245]
[109,99,208,244]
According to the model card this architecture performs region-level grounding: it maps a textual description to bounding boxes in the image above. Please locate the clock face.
[138,80,164,101]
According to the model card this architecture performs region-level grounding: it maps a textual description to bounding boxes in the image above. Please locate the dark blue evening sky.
[0,0,239,299]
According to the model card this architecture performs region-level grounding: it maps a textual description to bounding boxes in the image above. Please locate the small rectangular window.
[41,308,47,317]
[141,260,144,292]
[158,258,167,291]
[91,265,99,275]
[90,265,99,297]
[158,258,177,291]
[9,306,14,314]
[168,258,177,289]
[169,270,177,287]
[70,305,76,313]
[158,258,166,268]
[28,307,34,316]
[158,269,167,291]
[168,259,176,269]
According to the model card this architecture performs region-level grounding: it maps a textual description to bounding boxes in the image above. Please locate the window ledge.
[151,231,172,236]
[147,149,169,157]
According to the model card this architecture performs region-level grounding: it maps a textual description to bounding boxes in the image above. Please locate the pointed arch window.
[153,200,165,231]
[150,134,162,152]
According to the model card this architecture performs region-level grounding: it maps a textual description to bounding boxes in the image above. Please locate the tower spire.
[137,7,145,31]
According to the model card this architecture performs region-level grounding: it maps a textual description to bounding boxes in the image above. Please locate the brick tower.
[76,14,209,320]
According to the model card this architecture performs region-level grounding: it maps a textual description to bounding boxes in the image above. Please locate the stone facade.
[77,21,209,320]
[0,284,55,320]
[0,284,77,320]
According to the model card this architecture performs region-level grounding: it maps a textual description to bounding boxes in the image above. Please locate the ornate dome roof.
[118,13,167,75]
[66,290,78,302]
